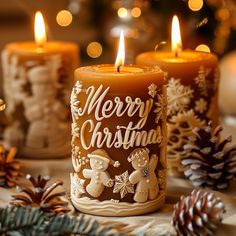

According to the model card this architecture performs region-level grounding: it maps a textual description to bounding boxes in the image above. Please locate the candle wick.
[175,50,178,58]
[117,65,121,73]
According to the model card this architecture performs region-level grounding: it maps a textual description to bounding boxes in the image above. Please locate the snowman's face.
[132,151,149,170]
[90,158,109,171]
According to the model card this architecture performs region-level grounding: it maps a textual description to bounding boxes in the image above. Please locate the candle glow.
[171,15,182,57]
[115,30,125,72]
[34,11,47,48]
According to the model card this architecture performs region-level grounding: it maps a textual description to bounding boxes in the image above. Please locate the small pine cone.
[0,145,22,188]
[11,174,69,215]
[182,122,236,190]
[172,190,225,236]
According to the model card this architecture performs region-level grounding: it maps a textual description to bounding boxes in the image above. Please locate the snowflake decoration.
[148,83,157,98]
[154,94,167,124]
[70,173,85,197]
[167,78,193,116]
[72,122,80,138]
[167,110,205,170]
[113,171,134,199]
[75,81,83,94]
[70,88,80,120]
[194,66,211,97]
[195,98,207,114]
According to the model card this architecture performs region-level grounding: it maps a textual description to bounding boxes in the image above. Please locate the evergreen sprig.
[0,206,126,236]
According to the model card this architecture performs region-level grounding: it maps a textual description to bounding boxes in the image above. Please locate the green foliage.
[0,206,124,236]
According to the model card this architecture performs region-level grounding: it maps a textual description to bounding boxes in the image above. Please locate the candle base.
[19,143,71,159]
[71,184,166,217]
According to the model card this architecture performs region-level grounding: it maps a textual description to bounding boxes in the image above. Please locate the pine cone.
[182,122,236,189]
[11,174,69,215]
[172,190,225,236]
[0,145,22,188]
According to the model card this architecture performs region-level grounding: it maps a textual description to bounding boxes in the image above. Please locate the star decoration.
[113,171,134,199]
[148,83,157,98]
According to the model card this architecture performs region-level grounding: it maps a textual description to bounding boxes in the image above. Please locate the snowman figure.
[24,65,69,149]
[128,148,159,203]
[83,149,120,198]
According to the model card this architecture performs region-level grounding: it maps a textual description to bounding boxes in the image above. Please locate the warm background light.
[117,7,128,18]
[216,8,231,21]
[171,15,182,55]
[188,0,203,12]
[87,42,103,58]
[56,10,73,27]
[34,11,47,47]
[115,30,125,69]
[195,44,211,53]
[131,7,141,18]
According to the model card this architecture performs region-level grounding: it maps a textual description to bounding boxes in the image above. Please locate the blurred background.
[0,0,235,63]
[0,0,236,95]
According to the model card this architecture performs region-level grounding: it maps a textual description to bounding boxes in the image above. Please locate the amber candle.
[136,16,219,175]
[70,31,167,216]
[2,11,79,158]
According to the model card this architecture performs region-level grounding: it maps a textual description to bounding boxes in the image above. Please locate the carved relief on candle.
[136,16,219,175]
[2,11,79,158]
[70,32,167,216]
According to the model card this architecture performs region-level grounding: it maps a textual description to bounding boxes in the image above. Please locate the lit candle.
[136,15,219,175]
[70,31,167,216]
[2,11,79,158]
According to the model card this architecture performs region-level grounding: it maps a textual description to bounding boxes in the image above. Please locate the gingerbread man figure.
[83,149,120,198]
[128,148,159,203]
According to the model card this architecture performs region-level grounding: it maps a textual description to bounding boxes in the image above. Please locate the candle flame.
[171,15,182,57]
[115,30,125,72]
[34,11,47,47]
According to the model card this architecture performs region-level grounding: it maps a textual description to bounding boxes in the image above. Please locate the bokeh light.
[195,44,211,53]
[56,10,73,27]
[87,42,103,58]
[131,7,141,18]
[188,0,203,12]
[216,8,230,21]
[68,2,80,15]
[117,7,128,18]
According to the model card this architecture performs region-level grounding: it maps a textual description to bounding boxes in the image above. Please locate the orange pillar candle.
[70,31,167,216]
[2,11,79,158]
[136,16,219,175]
